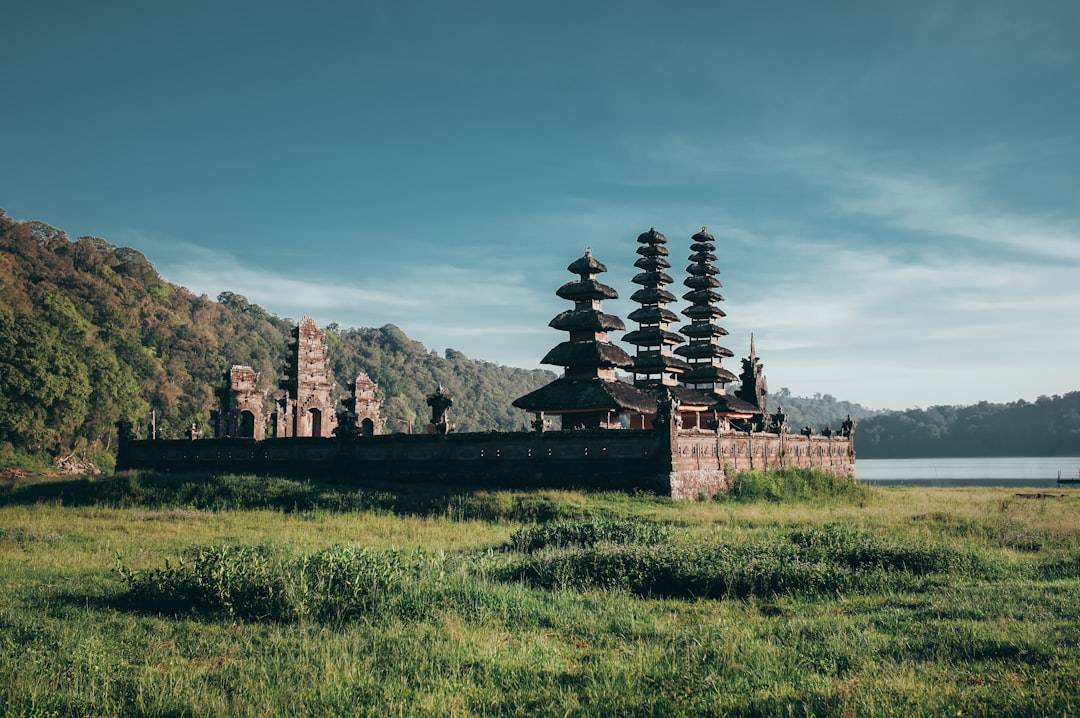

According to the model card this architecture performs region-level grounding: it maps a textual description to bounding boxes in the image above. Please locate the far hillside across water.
[853,392,1080,459]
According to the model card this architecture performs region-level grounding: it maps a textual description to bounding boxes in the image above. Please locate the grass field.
[1,471,1078,716]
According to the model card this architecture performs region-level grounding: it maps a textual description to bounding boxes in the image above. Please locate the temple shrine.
[116,225,856,499]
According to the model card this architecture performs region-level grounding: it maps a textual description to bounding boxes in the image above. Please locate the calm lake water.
[856,457,1080,488]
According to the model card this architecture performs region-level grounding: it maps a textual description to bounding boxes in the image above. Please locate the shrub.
[116,544,290,620]
[723,467,870,504]
[501,522,1003,599]
[116,544,442,623]
[501,543,869,599]
[507,518,671,553]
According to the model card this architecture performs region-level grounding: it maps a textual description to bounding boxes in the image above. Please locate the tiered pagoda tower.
[676,228,737,393]
[623,228,692,389]
[513,249,654,429]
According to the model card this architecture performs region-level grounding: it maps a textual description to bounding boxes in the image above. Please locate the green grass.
[1,471,1079,716]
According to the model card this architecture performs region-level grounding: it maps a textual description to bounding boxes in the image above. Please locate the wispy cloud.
[833,172,1080,262]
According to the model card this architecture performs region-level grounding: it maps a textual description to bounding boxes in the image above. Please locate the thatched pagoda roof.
[542,341,633,369]
[684,275,722,290]
[681,365,739,385]
[637,228,668,244]
[566,253,608,275]
[682,288,724,304]
[632,271,675,287]
[630,287,678,305]
[710,393,762,415]
[670,386,718,408]
[631,354,693,373]
[628,306,680,324]
[512,377,657,415]
[681,305,727,320]
[556,278,619,302]
[623,328,684,347]
[633,256,671,271]
[549,309,625,332]
[679,324,730,339]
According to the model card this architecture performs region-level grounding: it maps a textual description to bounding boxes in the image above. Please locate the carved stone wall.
[668,429,855,499]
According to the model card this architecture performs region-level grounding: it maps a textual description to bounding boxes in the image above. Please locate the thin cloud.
[834,172,1080,262]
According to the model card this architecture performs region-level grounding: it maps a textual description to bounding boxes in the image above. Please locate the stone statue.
[426,385,454,436]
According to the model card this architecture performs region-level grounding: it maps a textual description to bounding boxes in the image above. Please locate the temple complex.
[118,225,856,499]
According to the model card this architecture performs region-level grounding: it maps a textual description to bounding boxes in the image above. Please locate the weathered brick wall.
[668,429,856,499]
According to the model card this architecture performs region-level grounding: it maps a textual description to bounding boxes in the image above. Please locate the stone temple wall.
[116,427,855,499]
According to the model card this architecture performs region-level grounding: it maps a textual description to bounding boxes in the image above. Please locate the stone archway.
[361,417,375,437]
[239,410,256,438]
[309,408,323,438]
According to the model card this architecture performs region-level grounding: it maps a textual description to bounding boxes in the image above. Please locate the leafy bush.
[502,522,1001,599]
[501,543,872,599]
[723,467,871,504]
[1,471,397,513]
[116,544,442,623]
[507,518,670,553]
[0,444,54,473]
[788,523,999,575]
[445,492,592,523]
[295,546,432,622]
[115,544,289,620]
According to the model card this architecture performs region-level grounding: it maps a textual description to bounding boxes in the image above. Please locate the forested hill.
[3,210,1076,470]
[855,393,1080,458]
[0,211,553,468]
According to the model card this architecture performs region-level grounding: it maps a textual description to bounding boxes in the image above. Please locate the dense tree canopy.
[765,387,879,433]
[856,393,1080,457]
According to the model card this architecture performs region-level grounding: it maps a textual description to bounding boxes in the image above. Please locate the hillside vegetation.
[0,211,552,469]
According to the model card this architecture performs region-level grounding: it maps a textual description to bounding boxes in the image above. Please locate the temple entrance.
[361,417,375,437]
[239,411,256,438]
[309,408,323,437]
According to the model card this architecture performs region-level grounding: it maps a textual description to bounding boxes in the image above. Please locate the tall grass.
[2,473,1079,716]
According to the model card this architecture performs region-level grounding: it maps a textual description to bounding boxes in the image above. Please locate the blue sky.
[3,1,1078,410]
